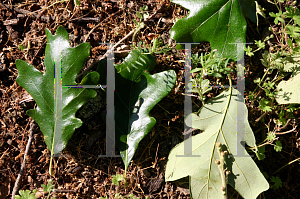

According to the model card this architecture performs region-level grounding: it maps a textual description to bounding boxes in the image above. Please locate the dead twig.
[0,3,51,22]
[83,10,122,43]
[77,8,161,81]
[255,111,267,122]
[11,120,35,199]
[275,125,298,135]
[276,119,291,132]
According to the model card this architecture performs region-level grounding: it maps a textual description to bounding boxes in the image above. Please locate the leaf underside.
[16,26,97,154]
[276,72,300,104]
[165,88,269,199]
[170,0,256,61]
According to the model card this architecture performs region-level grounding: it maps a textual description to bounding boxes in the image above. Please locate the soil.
[1,0,300,199]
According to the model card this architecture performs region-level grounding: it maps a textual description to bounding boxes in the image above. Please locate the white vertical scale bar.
[98,43,120,157]
[105,44,118,157]
[235,43,252,157]
[53,54,63,155]
[177,43,201,157]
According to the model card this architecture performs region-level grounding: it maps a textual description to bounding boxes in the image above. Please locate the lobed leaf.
[170,0,256,61]
[276,72,300,104]
[98,50,176,171]
[16,26,97,155]
[165,88,269,199]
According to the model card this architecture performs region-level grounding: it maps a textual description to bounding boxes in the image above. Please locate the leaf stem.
[215,142,228,199]
[124,170,127,187]
[49,155,53,176]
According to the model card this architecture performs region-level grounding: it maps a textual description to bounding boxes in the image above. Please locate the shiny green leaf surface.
[98,50,176,171]
[16,26,97,155]
[170,0,256,60]
[165,88,269,199]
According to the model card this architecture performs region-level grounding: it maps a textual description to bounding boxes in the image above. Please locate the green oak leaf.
[170,0,256,60]
[97,50,176,172]
[165,88,269,199]
[276,72,300,104]
[16,26,97,155]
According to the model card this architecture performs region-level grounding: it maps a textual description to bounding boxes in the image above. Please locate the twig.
[273,156,300,175]
[83,10,122,43]
[11,120,35,199]
[0,3,51,22]
[255,111,267,122]
[275,125,298,135]
[276,119,291,132]
[76,7,161,81]
[248,137,279,150]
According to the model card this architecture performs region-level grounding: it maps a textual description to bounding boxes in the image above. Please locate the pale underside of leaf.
[276,72,300,104]
[165,88,269,199]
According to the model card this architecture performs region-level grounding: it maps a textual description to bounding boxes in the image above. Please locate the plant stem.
[124,170,128,187]
[253,67,271,94]
[215,142,228,199]
[49,155,53,176]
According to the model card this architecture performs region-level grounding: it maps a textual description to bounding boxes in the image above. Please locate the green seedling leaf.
[16,26,97,155]
[41,180,55,193]
[245,46,254,57]
[276,72,300,104]
[112,174,124,186]
[190,78,212,97]
[15,190,37,199]
[259,98,272,112]
[97,50,176,172]
[266,131,276,141]
[284,6,300,26]
[270,176,282,190]
[286,25,300,38]
[254,40,265,49]
[136,11,142,19]
[274,140,282,152]
[165,88,269,199]
[269,11,284,25]
[170,0,256,60]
